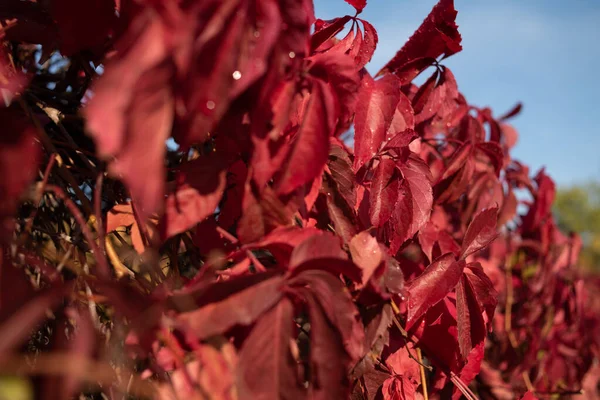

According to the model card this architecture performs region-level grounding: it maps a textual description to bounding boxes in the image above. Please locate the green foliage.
[554,182,600,271]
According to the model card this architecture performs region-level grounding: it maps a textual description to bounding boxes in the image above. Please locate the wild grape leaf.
[418,221,460,263]
[48,0,116,56]
[390,154,433,251]
[460,207,498,259]
[161,156,227,239]
[451,341,485,400]
[175,0,295,147]
[521,170,555,233]
[328,142,357,208]
[440,141,473,182]
[302,290,351,399]
[245,226,322,267]
[476,142,504,176]
[370,158,400,227]
[464,263,498,327]
[288,231,347,268]
[311,16,353,52]
[216,160,248,230]
[289,270,364,362]
[0,107,40,242]
[177,275,284,339]
[519,392,539,400]
[237,183,294,244]
[381,375,417,400]
[237,298,306,399]
[406,253,465,330]
[353,73,402,171]
[85,12,173,219]
[349,231,383,285]
[276,81,335,195]
[383,129,417,151]
[345,0,367,13]
[455,275,486,360]
[0,281,73,354]
[354,19,378,69]
[377,0,462,84]
[307,51,361,136]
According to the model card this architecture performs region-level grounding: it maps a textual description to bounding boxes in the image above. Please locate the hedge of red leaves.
[1,0,599,399]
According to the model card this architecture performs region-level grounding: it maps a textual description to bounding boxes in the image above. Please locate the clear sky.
[314,0,600,187]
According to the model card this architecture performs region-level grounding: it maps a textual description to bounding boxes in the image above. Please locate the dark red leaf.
[311,16,353,52]
[345,0,367,13]
[377,0,462,83]
[177,275,284,340]
[476,142,504,176]
[440,141,473,181]
[302,290,351,399]
[289,231,346,269]
[370,158,400,227]
[354,19,378,69]
[276,81,335,194]
[85,12,173,218]
[406,253,464,330]
[290,270,364,362]
[460,207,498,259]
[498,102,523,121]
[48,0,116,56]
[0,107,40,242]
[455,276,486,360]
[237,298,306,399]
[353,74,402,171]
[161,156,227,239]
[0,281,73,354]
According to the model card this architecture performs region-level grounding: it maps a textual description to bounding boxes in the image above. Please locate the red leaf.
[440,141,473,181]
[237,184,294,244]
[519,392,539,400]
[377,0,462,83]
[0,107,40,242]
[353,74,402,171]
[302,290,351,399]
[354,19,378,69]
[406,253,465,330]
[177,275,284,340]
[246,226,322,266]
[349,231,383,285]
[0,281,73,354]
[328,142,357,208]
[311,16,352,52]
[276,81,335,194]
[370,158,400,227]
[460,207,498,259]
[499,102,523,121]
[455,276,486,360]
[85,12,173,218]
[289,231,347,269]
[290,270,364,362]
[476,142,504,176]
[161,157,226,239]
[381,375,417,400]
[237,298,306,398]
[345,0,367,13]
[390,154,433,250]
[48,0,116,56]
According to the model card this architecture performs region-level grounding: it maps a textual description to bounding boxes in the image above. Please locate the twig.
[417,347,429,400]
[45,184,111,279]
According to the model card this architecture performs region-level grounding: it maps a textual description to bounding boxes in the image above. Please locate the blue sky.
[314,0,600,187]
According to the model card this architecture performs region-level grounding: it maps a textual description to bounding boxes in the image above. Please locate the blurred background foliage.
[554,181,600,272]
